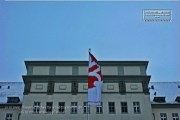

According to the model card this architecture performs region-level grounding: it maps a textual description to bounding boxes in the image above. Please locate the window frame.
[160,113,167,120]
[6,113,13,120]
[58,102,65,114]
[96,102,103,114]
[46,102,53,114]
[83,102,90,114]
[121,102,128,114]
[33,102,41,113]
[71,102,78,114]
[108,102,115,114]
[172,113,179,120]
[133,102,141,114]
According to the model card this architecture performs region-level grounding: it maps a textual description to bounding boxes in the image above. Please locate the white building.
[0,61,179,120]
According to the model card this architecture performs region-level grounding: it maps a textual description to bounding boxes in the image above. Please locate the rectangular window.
[96,102,103,114]
[133,102,140,113]
[71,102,77,114]
[46,102,53,113]
[121,102,128,113]
[108,102,115,113]
[59,102,65,113]
[83,102,90,114]
[6,113,12,120]
[160,113,167,120]
[172,113,179,120]
[33,102,40,113]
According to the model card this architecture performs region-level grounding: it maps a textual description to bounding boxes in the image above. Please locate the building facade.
[20,61,152,120]
[0,61,179,120]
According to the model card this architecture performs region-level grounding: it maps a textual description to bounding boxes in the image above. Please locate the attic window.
[7,97,20,103]
[153,97,166,103]
[175,96,180,103]
[8,86,10,89]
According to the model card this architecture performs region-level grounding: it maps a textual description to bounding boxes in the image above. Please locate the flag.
[88,52,103,106]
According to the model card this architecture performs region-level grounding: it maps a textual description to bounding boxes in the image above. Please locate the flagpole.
[89,48,91,53]
[87,48,91,120]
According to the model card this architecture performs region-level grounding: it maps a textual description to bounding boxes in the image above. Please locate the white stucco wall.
[32,66,50,75]
[0,108,21,120]
[20,93,153,120]
[124,66,141,75]
[55,66,72,75]
[126,83,143,92]
[101,66,118,75]
[152,107,180,120]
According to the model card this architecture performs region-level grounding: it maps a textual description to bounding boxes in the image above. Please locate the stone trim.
[119,81,126,94]
[24,81,31,95]
[47,81,54,95]
[151,104,180,108]
[22,75,151,83]
[72,81,78,95]
[49,66,56,75]
[25,61,148,67]
[142,81,149,94]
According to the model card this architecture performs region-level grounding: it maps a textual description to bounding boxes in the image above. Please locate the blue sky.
[0,1,179,82]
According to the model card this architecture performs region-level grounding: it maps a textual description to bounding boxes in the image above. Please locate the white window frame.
[133,102,140,113]
[172,113,179,120]
[71,102,77,114]
[83,102,90,114]
[96,102,103,114]
[33,102,40,113]
[160,113,167,120]
[6,113,13,120]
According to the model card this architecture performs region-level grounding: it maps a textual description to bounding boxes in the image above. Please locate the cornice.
[22,75,151,83]
[25,61,148,70]
[151,103,180,108]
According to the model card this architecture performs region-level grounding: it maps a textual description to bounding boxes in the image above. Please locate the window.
[172,113,179,120]
[175,96,180,103]
[121,102,128,113]
[71,102,77,114]
[96,102,103,114]
[33,102,40,113]
[6,113,12,120]
[108,102,115,113]
[7,97,20,103]
[133,102,140,113]
[59,102,65,113]
[153,97,166,103]
[46,102,53,113]
[83,102,90,114]
[160,113,167,120]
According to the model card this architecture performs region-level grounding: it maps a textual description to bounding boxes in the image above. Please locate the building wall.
[20,93,153,120]
[152,107,180,120]
[21,61,152,120]
[0,107,21,120]
[28,65,146,76]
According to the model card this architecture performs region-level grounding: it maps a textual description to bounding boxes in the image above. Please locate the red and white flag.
[88,52,103,106]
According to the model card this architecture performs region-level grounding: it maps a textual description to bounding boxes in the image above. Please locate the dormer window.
[153,97,166,103]
[175,96,180,103]
[7,97,20,103]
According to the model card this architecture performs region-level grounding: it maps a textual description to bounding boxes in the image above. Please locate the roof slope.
[0,82,24,104]
[149,82,180,104]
